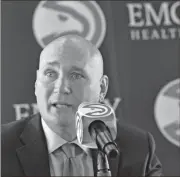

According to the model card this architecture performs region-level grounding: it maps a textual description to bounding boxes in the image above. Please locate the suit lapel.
[16,114,51,176]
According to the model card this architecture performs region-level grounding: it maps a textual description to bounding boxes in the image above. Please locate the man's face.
[35,42,105,138]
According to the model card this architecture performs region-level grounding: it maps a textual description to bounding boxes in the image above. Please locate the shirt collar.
[41,118,89,154]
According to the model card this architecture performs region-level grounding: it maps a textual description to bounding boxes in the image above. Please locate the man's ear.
[34,70,39,96]
[99,75,109,102]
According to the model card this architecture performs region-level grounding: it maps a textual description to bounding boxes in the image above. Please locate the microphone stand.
[89,120,120,176]
[97,150,112,176]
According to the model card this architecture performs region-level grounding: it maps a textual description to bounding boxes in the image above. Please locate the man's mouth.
[51,103,72,108]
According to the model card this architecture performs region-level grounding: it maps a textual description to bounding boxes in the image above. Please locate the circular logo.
[154,79,180,147]
[32,0,106,48]
[79,103,112,117]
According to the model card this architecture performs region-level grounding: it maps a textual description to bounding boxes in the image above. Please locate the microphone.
[97,151,111,176]
[75,102,119,158]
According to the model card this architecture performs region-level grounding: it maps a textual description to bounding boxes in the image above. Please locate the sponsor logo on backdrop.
[13,97,121,121]
[126,1,180,40]
[154,78,180,147]
[32,0,106,48]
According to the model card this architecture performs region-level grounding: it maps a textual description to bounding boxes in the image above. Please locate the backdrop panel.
[1,1,180,175]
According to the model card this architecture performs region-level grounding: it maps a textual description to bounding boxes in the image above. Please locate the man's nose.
[53,76,71,94]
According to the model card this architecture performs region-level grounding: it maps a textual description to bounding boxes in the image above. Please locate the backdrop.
[1,1,180,175]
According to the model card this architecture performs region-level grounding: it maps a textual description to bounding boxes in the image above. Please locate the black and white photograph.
[1,1,180,176]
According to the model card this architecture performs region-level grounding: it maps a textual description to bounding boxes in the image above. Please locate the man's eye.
[45,71,57,78]
[71,73,83,80]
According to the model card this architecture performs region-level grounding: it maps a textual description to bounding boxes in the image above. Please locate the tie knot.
[61,143,83,158]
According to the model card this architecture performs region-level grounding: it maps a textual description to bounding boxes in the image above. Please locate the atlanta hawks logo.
[32,1,106,48]
[78,103,112,117]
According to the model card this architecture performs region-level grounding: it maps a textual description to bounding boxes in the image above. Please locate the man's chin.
[53,121,77,141]
[48,112,76,128]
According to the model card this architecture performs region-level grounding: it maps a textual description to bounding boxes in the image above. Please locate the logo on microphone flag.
[79,103,112,117]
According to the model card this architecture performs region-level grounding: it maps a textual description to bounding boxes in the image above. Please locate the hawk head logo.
[32,1,106,48]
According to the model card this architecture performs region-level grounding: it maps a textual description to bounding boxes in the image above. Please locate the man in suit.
[2,35,163,176]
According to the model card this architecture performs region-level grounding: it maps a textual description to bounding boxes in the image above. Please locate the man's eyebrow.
[47,61,60,65]
[45,61,60,66]
[70,66,85,73]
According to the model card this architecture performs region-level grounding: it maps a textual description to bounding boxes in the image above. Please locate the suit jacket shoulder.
[1,114,51,176]
[2,117,30,147]
[115,121,163,176]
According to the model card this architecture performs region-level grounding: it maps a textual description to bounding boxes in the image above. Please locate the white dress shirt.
[41,118,94,176]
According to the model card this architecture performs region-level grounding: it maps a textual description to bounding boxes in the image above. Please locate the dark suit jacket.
[1,113,163,176]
